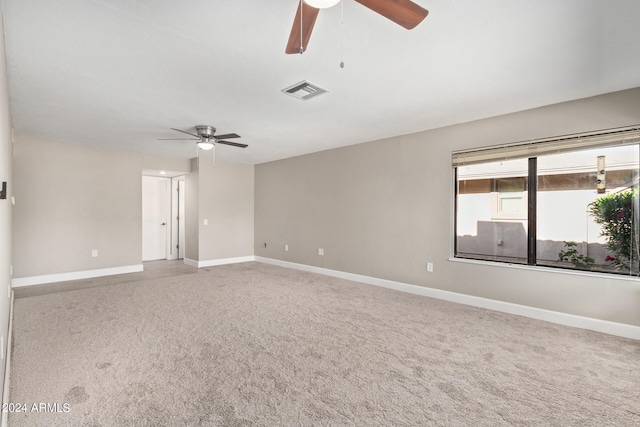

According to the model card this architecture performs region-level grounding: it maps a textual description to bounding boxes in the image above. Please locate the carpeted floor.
[8,262,640,426]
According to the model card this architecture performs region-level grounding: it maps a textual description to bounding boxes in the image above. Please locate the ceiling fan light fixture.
[303,0,340,9]
[197,141,214,150]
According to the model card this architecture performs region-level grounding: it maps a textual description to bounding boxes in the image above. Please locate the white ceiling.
[3,0,640,164]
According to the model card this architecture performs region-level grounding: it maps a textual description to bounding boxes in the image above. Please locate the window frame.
[452,126,640,277]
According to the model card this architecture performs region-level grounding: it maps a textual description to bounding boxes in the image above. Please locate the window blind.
[452,126,640,167]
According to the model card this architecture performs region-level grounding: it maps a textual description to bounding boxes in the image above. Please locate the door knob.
[161,222,166,226]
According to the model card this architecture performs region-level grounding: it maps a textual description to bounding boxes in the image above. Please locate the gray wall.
[255,87,640,327]
[13,136,191,277]
[187,156,254,262]
[0,4,12,398]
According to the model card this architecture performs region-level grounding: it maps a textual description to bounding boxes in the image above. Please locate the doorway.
[142,176,170,261]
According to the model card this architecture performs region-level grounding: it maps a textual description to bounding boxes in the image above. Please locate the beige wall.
[187,156,254,262]
[255,87,640,327]
[0,3,12,398]
[185,159,199,261]
[13,136,191,278]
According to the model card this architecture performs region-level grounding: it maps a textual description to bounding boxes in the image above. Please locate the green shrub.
[557,241,595,270]
[589,188,640,273]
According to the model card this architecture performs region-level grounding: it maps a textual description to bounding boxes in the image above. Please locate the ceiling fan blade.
[355,0,428,29]
[213,133,241,140]
[170,127,200,138]
[216,140,248,148]
[285,1,320,54]
[157,138,198,141]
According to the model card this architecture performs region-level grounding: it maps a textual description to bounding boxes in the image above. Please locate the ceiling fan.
[159,125,248,150]
[285,0,429,54]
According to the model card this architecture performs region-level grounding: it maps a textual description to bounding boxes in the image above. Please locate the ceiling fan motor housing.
[195,125,215,139]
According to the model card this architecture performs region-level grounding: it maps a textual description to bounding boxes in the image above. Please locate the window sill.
[448,257,640,282]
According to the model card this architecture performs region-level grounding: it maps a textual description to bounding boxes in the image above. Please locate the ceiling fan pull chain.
[212,143,216,168]
[299,0,304,54]
[340,0,345,68]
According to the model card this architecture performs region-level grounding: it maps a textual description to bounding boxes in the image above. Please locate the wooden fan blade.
[157,138,198,140]
[285,1,320,54]
[355,0,428,29]
[216,140,248,148]
[214,133,241,140]
[170,127,200,138]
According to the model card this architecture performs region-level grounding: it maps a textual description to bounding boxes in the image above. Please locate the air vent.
[281,80,328,100]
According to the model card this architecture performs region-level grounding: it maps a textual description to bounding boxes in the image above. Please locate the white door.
[142,176,169,261]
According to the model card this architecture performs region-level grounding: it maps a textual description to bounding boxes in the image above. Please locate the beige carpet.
[8,262,640,426]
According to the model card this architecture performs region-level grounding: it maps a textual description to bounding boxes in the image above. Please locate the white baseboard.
[255,257,640,341]
[186,256,256,269]
[183,258,199,268]
[2,291,14,427]
[11,264,144,288]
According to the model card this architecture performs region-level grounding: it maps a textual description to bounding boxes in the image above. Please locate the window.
[453,127,640,276]
[492,177,527,220]
[456,159,528,263]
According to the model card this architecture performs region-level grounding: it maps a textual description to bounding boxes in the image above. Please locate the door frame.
[171,176,186,260]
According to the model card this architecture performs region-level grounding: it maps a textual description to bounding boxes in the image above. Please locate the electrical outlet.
[318,248,324,256]
[92,250,98,257]
[285,244,289,251]
[427,262,433,272]
[203,219,208,225]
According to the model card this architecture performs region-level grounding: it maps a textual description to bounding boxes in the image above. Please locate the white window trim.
[448,256,640,281]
